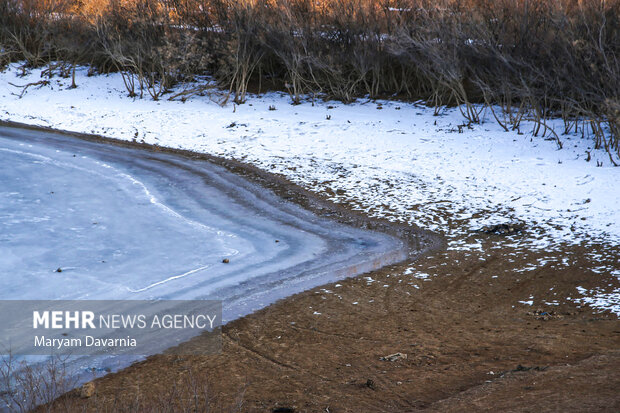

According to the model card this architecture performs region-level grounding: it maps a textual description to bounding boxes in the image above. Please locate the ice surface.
[0,126,411,404]
[0,126,407,320]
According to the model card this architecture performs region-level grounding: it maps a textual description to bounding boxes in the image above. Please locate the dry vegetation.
[0,0,618,160]
[0,353,246,412]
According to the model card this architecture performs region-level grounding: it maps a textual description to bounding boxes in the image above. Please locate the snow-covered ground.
[0,64,618,314]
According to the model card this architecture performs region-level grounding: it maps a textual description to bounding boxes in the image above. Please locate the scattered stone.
[479,223,523,235]
[272,408,294,413]
[365,379,376,389]
[527,309,563,321]
[80,382,95,398]
[222,258,230,264]
[56,267,62,273]
[380,352,407,362]
[513,364,548,372]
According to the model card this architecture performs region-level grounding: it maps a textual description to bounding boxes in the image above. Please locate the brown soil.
[53,243,619,413]
[6,121,617,413]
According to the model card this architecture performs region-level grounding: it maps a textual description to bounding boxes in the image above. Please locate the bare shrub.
[0,353,78,413]
[0,0,618,158]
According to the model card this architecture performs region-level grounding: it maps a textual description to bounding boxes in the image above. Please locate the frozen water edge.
[0,126,410,318]
[0,125,415,399]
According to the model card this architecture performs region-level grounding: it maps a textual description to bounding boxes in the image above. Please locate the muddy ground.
[52,242,619,412]
[10,122,616,413]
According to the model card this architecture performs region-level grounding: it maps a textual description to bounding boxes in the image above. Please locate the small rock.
[56,268,62,273]
[526,309,563,321]
[366,379,376,389]
[513,364,547,372]
[222,258,230,264]
[380,352,407,362]
[479,223,523,235]
[80,382,95,398]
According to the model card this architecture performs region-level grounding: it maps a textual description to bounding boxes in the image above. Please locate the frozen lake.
[0,126,411,409]
[0,125,407,321]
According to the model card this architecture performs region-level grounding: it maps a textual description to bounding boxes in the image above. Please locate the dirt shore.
[48,241,619,412]
[9,122,616,413]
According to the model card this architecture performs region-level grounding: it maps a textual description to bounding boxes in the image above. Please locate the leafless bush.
[212,1,265,104]
[257,0,316,104]
[0,0,618,160]
[0,353,78,413]
[1,352,247,413]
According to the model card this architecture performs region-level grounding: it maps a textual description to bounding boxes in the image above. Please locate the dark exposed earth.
[52,242,619,413]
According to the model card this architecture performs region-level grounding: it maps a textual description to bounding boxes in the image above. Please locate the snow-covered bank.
[0,64,618,313]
